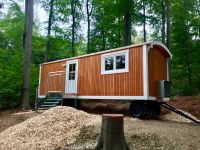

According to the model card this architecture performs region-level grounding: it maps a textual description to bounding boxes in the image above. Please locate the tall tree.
[86,0,93,53]
[171,0,200,94]
[22,0,33,110]
[70,0,82,56]
[124,0,132,46]
[44,0,54,62]
[161,0,166,44]
[142,0,147,42]
[166,0,171,49]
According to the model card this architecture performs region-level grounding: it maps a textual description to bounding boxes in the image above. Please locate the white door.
[65,59,78,93]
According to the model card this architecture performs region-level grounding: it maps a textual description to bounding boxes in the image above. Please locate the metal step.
[40,104,57,107]
[36,92,63,110]
[46,98,62,101]
[37,107,49,110]
[44,101,60,104]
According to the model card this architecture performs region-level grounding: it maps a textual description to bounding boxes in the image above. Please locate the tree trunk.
[71,0,76,57]
[166,0,171,84]
[184,22,192,87]
[44,0,54,62]
[102,27,106,51]
[96,114,129,150]
[118,17,121,47]
[124,0,131,46]
[166,0,170,49]
[22,0,33,110]
[86,0,90,53]
[143,0,146,42]
[86,0,93,54]
[161,0,166,44]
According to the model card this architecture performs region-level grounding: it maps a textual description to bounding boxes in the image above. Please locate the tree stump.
[96,114,129,150]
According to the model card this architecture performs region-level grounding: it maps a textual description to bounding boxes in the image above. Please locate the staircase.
[36,92,63,110]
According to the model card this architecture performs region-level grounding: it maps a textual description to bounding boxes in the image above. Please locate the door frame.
[65,59,79,94]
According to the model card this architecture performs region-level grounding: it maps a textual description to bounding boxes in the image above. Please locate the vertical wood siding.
[39,46,144,96]
[40,62,66,96]
[78,46,143,96]
[148,47,168,97]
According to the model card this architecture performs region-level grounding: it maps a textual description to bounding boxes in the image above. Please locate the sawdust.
[11,110,34,116]
[0,106,100,150]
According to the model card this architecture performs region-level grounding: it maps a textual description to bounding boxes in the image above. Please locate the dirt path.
[0,109,40,133]
[124,118,200,150]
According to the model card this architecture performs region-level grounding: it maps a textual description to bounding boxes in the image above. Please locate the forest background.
[0,0,199,107]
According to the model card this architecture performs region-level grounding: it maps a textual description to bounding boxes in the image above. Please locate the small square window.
[101,49,129,74]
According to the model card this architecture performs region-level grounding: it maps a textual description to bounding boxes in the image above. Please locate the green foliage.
[0,0,200,108]
[171,0,200,95]
[0,3,44,107]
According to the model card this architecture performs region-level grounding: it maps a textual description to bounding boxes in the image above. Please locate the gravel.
[0,106,100,150]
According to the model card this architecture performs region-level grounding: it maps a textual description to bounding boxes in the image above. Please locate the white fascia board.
[38,95,46,98]
[77,96,148,100]
[150,41,172,58]
[167,58,170,81]
[38,65,42,98]
[162,98,170,101]
[40,42,151,66]
[147,96,157,100]
[143,45,148,99]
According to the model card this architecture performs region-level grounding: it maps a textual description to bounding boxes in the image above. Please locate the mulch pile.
[0,106,100,150]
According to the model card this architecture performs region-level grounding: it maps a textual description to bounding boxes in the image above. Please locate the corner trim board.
[143,45,148,99]
[38,65,42,98]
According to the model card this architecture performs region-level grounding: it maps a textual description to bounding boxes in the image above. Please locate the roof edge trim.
[149,41,172,58]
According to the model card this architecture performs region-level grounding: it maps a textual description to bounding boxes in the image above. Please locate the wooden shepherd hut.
[36,41,172,118]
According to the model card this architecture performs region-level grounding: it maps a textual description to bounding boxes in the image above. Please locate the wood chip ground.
[0,106,100,150]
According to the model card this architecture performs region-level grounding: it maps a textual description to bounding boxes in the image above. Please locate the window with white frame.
[101,50,129,74]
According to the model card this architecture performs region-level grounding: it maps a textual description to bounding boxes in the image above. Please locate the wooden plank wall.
[40,61,66,96]
[148,47,168,96]
[78,46,143,96]
[39,46,144,96]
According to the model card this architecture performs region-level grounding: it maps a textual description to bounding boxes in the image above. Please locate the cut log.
[96,114,129,150]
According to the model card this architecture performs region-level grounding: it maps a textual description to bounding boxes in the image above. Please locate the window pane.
[69,64,73,72]
[105,57,114,70]
[69,63,76,72]
[72,64,76,71]
[69,73,75,80]
[116,55,125,69]
[68,63,76,80]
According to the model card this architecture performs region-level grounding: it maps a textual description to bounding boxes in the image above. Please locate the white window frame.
[101,49,129,75]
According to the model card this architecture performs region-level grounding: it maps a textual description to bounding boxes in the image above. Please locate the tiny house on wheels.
[36,41,172,118]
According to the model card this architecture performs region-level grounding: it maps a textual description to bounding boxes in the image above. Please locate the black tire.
[154,102,161,117]
[129,102,143,118]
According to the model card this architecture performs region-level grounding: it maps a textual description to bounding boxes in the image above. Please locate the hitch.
[160,102,200,124]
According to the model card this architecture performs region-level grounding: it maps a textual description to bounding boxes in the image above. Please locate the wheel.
[129,102,143,118]
[147,101,161,118]
[154,102,161,117]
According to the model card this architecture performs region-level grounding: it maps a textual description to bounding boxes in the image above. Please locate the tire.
[129,102,143,118]
[154,102,161,117]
